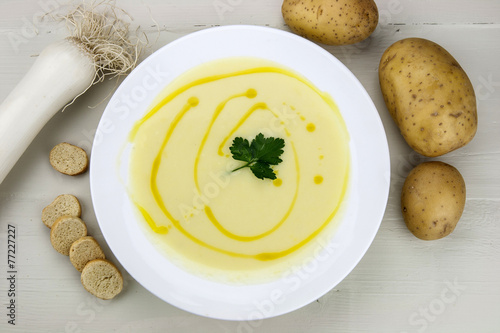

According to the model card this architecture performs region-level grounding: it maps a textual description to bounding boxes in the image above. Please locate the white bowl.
[90,25,390,320]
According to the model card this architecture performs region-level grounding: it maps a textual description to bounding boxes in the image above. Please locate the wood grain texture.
[1,0,499,332]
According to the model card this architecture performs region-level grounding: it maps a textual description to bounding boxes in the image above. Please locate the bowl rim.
[90,24,391,320]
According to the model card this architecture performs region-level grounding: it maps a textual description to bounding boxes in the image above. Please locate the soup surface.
[128,57,350,282]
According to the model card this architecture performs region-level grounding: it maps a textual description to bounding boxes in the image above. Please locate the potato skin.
[379,38,477,157]
[282,0,378,45]
[401,161,466,240]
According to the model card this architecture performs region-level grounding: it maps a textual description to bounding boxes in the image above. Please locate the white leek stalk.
[0,3,141,184]
[0,39,95,182]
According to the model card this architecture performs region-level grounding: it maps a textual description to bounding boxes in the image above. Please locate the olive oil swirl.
[129,65,349,261]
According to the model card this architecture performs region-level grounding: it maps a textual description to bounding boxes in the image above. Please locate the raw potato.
[401,161,466,240]
[379,38,477,157]
[282,0,378,45]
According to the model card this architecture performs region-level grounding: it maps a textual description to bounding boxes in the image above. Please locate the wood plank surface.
[0,1,499,332]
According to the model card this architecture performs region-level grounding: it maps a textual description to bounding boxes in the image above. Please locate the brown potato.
[401,161,466,240]
[282,0,378,45]
[379,38,477,157]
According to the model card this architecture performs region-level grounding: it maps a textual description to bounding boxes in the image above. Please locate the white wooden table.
[1,1,499,332]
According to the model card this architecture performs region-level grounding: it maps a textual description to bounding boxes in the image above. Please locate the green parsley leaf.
[229,137,252,162]
[250,161,277,180]
[250,133,284,165]
[230,133,285,180]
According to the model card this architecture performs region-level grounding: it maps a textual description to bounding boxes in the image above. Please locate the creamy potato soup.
[127,57,350,283]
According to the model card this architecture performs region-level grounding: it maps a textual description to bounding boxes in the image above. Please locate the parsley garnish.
[230,133,285,180]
